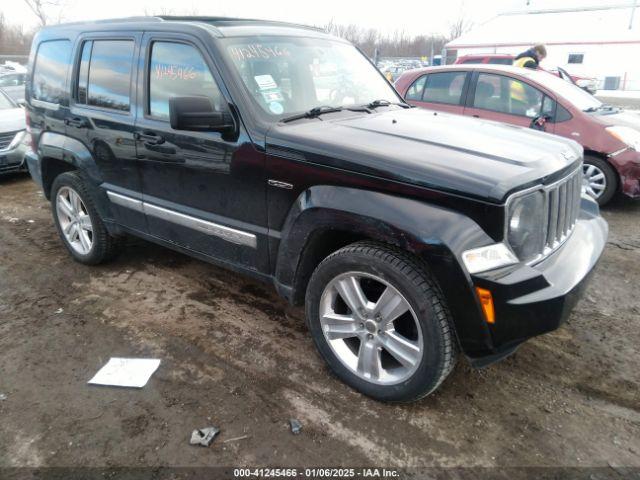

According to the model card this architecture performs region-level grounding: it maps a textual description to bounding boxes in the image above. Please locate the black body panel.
[24,16,607,365]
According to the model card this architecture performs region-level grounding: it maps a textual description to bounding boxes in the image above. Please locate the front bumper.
[469,196,608,366]
[611,149,640,198]
[0,137,29,173]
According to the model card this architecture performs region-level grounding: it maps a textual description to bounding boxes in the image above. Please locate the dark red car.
[395,65,640,205]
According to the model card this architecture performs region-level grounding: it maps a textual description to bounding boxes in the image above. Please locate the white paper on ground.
[88,358,161,388]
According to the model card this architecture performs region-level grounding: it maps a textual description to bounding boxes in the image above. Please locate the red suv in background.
[395,65,640,205]
[455,54,514,65]
[454,54,598,94]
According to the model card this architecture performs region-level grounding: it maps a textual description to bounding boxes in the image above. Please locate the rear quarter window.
[405,75,427,101]
[32,39,72,105]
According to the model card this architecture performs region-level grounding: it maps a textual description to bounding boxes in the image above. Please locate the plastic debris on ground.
[88,358,161,388]
[223,434,249,443]
[0,393,7,401]
[190,426,220,447]
[289,418,302,434]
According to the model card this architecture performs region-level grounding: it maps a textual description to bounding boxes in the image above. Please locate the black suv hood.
[266,108,582,202]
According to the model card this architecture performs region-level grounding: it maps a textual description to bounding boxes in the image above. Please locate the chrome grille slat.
[543,167,582,255]
[557,182,567,241]
[547,189,559,246]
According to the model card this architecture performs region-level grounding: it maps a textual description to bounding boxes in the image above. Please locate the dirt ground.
[0,173,639,476]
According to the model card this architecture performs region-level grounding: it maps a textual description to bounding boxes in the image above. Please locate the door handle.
[64,117,85,128]
[134,131,165,145]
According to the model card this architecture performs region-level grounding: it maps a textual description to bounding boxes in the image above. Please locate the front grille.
[543,167,583,255]
[0,130,20,150]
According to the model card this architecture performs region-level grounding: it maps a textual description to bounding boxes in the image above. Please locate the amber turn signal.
[475,287,495,324]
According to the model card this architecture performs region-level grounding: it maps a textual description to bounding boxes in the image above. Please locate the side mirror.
[530,114,551,131]
[169,96,236,135]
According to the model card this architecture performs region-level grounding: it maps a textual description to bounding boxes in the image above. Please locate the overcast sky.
[1,0,629,36]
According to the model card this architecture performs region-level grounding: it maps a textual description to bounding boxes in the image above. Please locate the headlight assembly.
[506,190,546,263]
[606,126,640,151]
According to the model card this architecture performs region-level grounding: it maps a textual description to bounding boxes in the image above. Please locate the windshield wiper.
[281,101,409,123]
[365,99,412,109]
[281,106,343,123]
[584,104,616,113]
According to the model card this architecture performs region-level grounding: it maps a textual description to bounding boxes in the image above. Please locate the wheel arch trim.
[274,185,497,357]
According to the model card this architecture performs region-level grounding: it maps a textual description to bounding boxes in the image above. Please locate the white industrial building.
[445,4,640,90]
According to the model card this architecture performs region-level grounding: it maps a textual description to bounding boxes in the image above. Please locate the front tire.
[583,155,617,206]
[305,241,457,402]
[51,172,121,264]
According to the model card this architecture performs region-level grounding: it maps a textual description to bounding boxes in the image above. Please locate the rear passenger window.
[32,40,72,104]
[148,42,223,120]
[473,73,543,118]
[76,40,134,112]
[405,75,427,101]
[423,72,466,105]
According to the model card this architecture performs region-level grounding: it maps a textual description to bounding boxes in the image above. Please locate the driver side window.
[149,41,223,120]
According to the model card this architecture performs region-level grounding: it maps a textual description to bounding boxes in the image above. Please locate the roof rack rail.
[156,15,324,32]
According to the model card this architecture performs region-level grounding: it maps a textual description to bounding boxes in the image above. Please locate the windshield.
[524,70,602,111]
[220,36,400,119]
[0,91,15,110]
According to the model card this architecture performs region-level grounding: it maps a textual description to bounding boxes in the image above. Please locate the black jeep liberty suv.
[25,17,608,401]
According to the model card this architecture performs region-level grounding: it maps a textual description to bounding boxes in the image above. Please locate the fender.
[38,132,120,233]
[274,185,500,358]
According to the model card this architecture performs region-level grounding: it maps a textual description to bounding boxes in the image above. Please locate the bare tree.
[0,13,36,54]
[22,0,65,26]
[448,15,474,40]
[323,21,447,59]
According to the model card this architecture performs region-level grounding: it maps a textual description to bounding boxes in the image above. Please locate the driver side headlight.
[506,190,546,263]
[606,126,640,151]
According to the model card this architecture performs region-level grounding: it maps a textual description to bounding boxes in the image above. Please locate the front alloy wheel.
[306,242,457,402]
[582,155,618,206]
[582,163,607,200]
[319,272,423,385]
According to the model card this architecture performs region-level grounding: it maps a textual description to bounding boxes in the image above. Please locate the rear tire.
[51,172,121,264]
[583,155,617,206]
[305,241,457,402]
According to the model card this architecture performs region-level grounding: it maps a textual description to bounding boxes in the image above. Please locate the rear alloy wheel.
[51,172,122,264]
[306,242,457,402]
[582,156,617,206]
[56,186,94,255]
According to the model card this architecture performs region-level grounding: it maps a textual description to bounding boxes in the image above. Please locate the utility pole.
[631,0,638,30]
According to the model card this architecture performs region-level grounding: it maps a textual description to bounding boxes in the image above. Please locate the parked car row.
[21,17,609,402]
[378,59,429,82]
[395,65,640,205]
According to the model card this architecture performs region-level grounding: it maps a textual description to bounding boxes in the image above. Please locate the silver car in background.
[0,89,28,174]
[0,71,27,104]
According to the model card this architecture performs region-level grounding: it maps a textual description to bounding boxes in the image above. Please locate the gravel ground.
[0,174,639,477]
